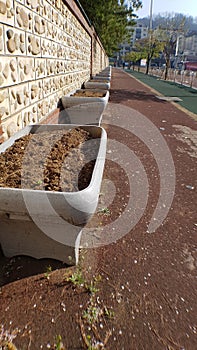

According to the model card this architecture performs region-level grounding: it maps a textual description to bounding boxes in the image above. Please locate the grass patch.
[126,70,197,115]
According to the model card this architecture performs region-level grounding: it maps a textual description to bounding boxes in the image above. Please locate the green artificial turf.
[126,70,197,115]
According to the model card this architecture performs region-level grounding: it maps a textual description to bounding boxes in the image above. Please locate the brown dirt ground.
[0,68,196,350]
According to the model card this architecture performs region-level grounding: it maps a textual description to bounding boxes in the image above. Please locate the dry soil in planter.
[91,79,109,83]
[71,90,106,97]
[0,127,99,192]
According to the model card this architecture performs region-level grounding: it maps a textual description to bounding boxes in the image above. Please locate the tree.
[153,13,192,32]
[125,35,163,73]
[156,15,186,79]
[135,35,163,74]
[125,51,142,70]
[78,0,142,56]
[137,13,196,32]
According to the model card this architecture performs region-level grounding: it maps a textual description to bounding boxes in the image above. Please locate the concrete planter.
[0,124,107,265]
[95,69,111,79]
[61,89,109,108]
[101,66,111,75]
[92,76,111,82]
[60,89,109,125]
[84,80,110,90]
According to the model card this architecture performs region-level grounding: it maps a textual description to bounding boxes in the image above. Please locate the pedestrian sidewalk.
[98,67,197,348]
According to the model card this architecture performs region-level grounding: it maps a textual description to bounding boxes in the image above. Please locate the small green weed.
[83,302,102,325]
[67,264,101,295]
[67,270,85,287]
[98,207,111,216]
[86,275,101,295]
[85,334,103,350]
[44,265,52,280]
[33,179,43,187]
[53,335,64,350]
[104,306,115,319]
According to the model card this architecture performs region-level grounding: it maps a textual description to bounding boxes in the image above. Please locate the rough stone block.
[4,25,26,55]
[1,111,21,139]
[15,3,33,31]
[42,0,52,21]
[0,87,9,120]
[42,77,53,97]
[48,92,59,111]
[37,98,49,120]
[0,56,19,87]
[0,23,4,54]
[21,103,38,127]
[27,33,41,56]
[29,79,43,103]
[57,43,67,59]
[46,58,57,76]
[0,0,14,26]
[41,37,57,58]
[9,82,30,114]
[33,13,46,36]
[25,0,39,11]
[35,58,46,79]
[45,20,54,40]
[18,57,35,83]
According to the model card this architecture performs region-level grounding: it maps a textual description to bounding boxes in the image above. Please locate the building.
[131,24,148,45]
[175,33,197,66]
[184,34,197,57]
[117,23,148,64]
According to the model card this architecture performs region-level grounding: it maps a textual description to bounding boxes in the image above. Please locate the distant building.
[185,34,197,56]
[131,24,148,45]
[119,42,131,58]
[117,22,148,63]
[176,33,197,63]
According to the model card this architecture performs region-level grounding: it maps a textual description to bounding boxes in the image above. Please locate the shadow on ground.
[0,248,67,286]
[109,89,166,103]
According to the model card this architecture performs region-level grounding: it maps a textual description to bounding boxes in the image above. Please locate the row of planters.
[0,67,111,265]
[60,67,111,125]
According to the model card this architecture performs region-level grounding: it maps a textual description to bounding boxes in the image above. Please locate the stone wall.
[0,0,108,142]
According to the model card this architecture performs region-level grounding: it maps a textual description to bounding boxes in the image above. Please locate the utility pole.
[146,0,154,74]
[149,0,153,30]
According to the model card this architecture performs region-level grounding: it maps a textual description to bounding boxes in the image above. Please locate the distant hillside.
[137,13,197,33]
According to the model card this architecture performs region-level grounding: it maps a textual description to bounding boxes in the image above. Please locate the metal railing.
[148,67,197,89]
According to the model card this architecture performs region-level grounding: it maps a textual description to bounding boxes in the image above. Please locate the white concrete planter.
[95,69,111,78]
[60,89,109,125]
[0,124,107,265]
[61,89,109,108]
[92,76,111,82]
[101,66,111,75]
[84,80,110,90]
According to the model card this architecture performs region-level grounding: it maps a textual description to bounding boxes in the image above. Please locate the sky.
[134,0,197,18]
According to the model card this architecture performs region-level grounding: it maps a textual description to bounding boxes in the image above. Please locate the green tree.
[125,35,163,73]
[125,51,142,70]
[79,0,142,56]
[136,35,164,74]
